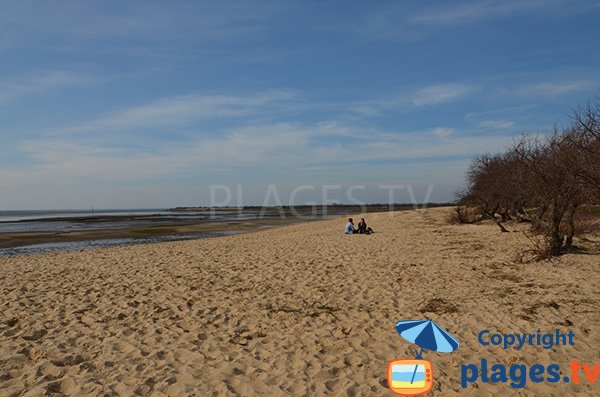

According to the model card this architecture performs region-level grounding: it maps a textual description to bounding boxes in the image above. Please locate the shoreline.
[0,205,447,255]
[0,217,326,256]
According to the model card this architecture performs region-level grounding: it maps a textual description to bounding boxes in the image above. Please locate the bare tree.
[570,101,600,195]
[513,130,586,255]
[459,100,600,257]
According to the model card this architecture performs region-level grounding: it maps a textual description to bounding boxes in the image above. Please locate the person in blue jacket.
[344,218,356,234]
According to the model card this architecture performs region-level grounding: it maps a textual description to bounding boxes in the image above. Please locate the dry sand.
[1,207,599,396]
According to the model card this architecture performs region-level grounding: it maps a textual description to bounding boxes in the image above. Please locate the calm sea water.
[0,209,264,233]
[0,209,169,222]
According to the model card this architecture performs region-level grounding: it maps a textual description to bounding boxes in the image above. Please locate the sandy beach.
[1,207,599,396]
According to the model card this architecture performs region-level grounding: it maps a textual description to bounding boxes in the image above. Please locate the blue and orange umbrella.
[395,319,459,358]
[392,319,459,389]
[389,320,459,392]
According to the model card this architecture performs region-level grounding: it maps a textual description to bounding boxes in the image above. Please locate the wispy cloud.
[512,80,600,97]
[432,127,455,138]
[0,71,98,105]
[54,91,299,135]
[5,120,513,187]
[0,1,279,50]
[348,83,478,116]
[15,124,306,179]
[408,0,568,26]
[465,105,543,130]
[361,0,589,40]
[477,120,515,129]
[0,108,518,209]
[411,84,478,106]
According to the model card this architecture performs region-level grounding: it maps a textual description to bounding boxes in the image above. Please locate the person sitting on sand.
[357,218,374,234]
[344,218,356,234]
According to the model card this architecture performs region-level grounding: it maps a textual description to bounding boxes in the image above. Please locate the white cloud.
[55,91,298,134]
[0,71,97,105]
[466,105,538,119]
[477,120,516,129]
[408,0,563,26]
[3,121,513,188]
[347,83,478,116]
[465,105,544,130]
[7,122,313,185]
[360,0,585,40]
[514,81,600,97]
[411,84,478,106]
[0,2,277,50]
[0,116,519,209]
[433,127,454,137]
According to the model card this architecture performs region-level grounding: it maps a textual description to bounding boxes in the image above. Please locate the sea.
[0,208,262,231]
[0,206,380,256]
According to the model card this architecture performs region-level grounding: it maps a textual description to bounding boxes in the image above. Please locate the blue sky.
[1,0,600,209]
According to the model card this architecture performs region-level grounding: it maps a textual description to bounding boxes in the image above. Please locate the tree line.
[457,100,600,257]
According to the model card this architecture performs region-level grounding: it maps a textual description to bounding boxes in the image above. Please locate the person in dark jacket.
[357,218,373,234]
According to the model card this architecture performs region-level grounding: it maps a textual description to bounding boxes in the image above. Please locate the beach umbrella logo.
[387,319,459,396]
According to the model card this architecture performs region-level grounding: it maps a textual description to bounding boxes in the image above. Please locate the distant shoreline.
[169,203,453,212]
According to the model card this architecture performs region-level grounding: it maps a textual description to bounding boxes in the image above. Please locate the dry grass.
[520,206,600,260]
[517,232,555,263]
[445,205,483,224]
[571,210,600,236]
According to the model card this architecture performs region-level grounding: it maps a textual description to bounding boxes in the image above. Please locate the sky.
[1,0,600,209]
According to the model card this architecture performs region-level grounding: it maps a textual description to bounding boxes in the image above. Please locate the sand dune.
[1,207,599,396]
